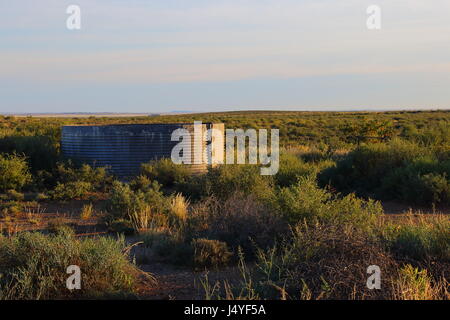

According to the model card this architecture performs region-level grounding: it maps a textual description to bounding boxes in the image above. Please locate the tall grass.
[394,264,448,300]
[0,232,142,299]
[128,205,152,232]
[170,193,189,223]
[381,214,450,261]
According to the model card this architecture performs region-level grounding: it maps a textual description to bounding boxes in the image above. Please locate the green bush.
[320,138,450,205]
[0,153,32,192]
[35,193,49,202]
[107,182,146,219]
[173,174,208,200]
[40,162,114,200]
[395,264,440,300]
[192,238,232,269]
[419,173,450,204]
[0,232,138,299]
[47,219,76,236]
[0,201,23,217]
[54,162,114,192]
[382,218,450,261]
[6,189,25,201]
[107,181,167,220]
[274,175,382,229]
[275,153,331,187]
[205,164,274,201]
[380,158,450,205]
[142,229,193,266]
[408,121,450,149]
[0,135,58,173]
[141,158,190,187]
[129,175,152,191]
[50,181,93,200]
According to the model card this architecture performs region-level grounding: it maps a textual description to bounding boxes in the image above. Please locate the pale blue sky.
[1,0,450,113]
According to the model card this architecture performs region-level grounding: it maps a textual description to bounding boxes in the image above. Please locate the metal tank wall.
[61,123,224,178]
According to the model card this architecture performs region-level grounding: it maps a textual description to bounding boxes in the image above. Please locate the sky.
[1,0,450,114]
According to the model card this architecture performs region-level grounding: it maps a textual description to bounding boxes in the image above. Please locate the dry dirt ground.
[134,263,243,300]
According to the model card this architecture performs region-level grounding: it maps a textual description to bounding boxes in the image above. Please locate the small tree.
[0,153,32,192]
[341,119,394,144]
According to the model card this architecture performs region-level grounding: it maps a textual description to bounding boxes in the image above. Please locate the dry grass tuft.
[128,205,152,232]
[394,264,447,300]
[170,193,190,223]
[80,203,94,220]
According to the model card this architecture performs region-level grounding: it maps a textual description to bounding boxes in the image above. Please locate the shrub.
[0,201,23,217]
[52,162,114,193]
[274,176,382,229]
[142,229,193,265]
[107,181,167,221]
[142,182,168,214]
[0,232,139,299]
[0,135,58,173]
[6,189,24,201]
[108,181,145,219]
[198,194,288,255]
[419,173,450,205]
[141,158,190,187]
[205,164,274,201]
[47,219,75,236]
[275,153,334,187]
[259,224,398,299]
[141,229,173,248]
[51,181,93,200]
[320,138,434,198]
[173,174,208,200]
[382,216,450,261]
[35,193,49,202]
[380,158,450,205]
[0,153,32,192]
[129,175,152,191]
[204,224,399,300]
[394,265,438,300]
[192,238,232,269]
[321,137,450,205]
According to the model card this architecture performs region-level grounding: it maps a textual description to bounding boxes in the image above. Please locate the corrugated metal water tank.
[61,123,224,178]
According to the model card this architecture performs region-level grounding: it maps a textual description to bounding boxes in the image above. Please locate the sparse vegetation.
[192,238,232,269]
[0,110,449,300]
[0,153,32,192]
[0,232,140,299]
[80,203,94,220]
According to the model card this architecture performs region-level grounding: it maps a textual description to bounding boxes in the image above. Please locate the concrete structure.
[61,123,224,178]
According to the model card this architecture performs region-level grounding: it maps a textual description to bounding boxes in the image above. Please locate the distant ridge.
[2,108,447,118]
[1,110,196,117]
